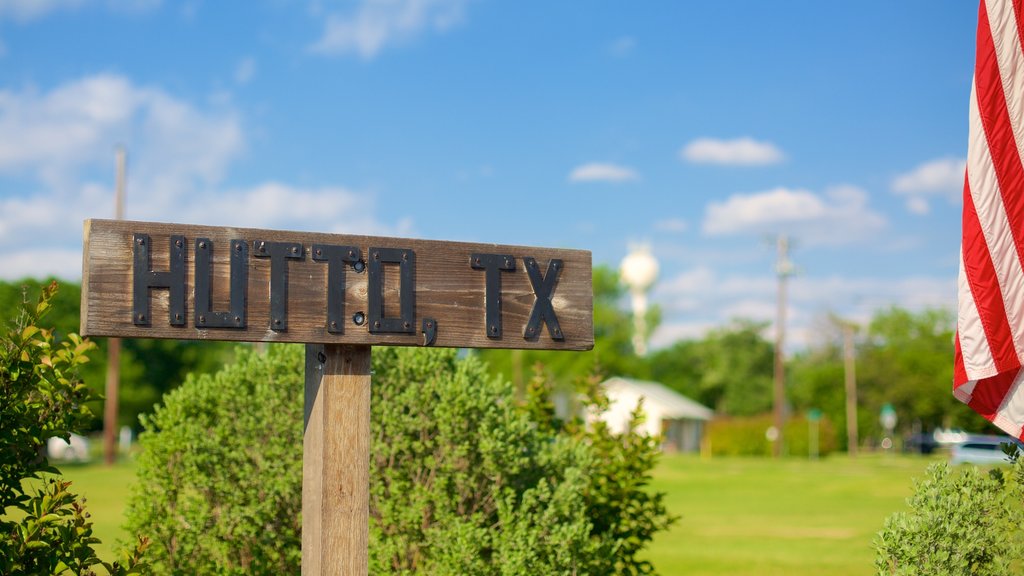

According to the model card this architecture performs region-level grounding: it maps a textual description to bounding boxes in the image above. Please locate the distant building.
[598,377,713,453]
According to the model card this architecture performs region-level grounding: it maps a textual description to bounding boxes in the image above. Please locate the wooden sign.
[80,219,593,350]
[81,218,594,575]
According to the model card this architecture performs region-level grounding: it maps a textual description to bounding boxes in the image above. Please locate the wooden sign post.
[81,219,593,575]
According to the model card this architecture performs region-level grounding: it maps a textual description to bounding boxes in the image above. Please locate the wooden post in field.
[103,147,126,466]
[304,344,370,574]
[81,218,593,575]
[843,323,859,457]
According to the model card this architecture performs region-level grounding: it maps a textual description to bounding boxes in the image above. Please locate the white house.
[598,377,713,453]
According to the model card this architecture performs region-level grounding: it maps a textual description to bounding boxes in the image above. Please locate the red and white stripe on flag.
[955,0,1024,439]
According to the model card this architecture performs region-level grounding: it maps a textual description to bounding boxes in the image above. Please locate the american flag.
[955,0,1024,438]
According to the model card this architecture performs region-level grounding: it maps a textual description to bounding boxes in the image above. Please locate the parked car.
[950,435,1022,466]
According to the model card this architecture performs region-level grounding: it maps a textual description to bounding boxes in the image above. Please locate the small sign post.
[81,219,593,575]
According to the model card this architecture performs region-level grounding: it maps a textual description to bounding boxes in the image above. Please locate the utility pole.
[842,321,859,457]
[103,147,126,466]
[772,235,794,458]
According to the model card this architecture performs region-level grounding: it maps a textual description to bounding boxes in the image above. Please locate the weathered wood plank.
[303,344,370,575]
[81,219,593,350]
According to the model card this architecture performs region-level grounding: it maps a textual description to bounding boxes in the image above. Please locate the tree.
[0,278,239,431]
[0,281,147,574]
[857,307,980,436]
[649,319,774,416]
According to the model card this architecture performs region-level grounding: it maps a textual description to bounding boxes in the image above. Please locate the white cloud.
[1,247,84,280]
[654,218,687,233]
[0,0,158,22]
[702,185,886,244]
[0,74,411,280]
[310,0,468,59]
[906,196,930,215]
[175,181,414,237]
[649,265,955,351]
[0,73,243,189]
[609,35,635,57]
[681,137,784,166]
[568,162,638,183]
[891,156,965,214]
[234,57,256,85]
[0,0,83,22]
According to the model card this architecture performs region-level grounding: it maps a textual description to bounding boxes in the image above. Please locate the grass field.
[54,453,939,574]
[644,454,938,575]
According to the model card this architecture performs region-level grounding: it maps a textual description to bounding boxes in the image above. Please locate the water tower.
[620,244,659,356]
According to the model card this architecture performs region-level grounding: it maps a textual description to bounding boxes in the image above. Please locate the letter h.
[132,233,186,326]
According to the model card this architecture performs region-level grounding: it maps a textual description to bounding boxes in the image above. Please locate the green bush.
[707,413,836,457]
[0,281,147,575]
[126,345,674,575]
[123,344,304,575]
[874,460,1024,575]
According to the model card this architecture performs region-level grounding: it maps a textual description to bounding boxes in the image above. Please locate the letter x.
[523,257,564,341]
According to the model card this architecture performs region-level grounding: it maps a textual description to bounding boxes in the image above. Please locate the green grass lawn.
[53,453,938,573]
[42,460,139,561]
[644,453,939,576]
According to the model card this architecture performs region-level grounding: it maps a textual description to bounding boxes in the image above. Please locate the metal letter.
[253,240,305,331]
[367,247,416,334]
[523,257,564,341]
[470,253,515,338]
[194,238,248,329]
[311,244,361,334]
[132,233,186,327]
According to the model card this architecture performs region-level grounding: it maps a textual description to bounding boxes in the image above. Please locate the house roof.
[602,377,714,421]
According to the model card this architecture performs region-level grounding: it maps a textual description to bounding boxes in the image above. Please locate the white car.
[950,435,1022,466]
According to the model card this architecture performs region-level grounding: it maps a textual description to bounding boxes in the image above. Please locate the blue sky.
[0,0,978,349]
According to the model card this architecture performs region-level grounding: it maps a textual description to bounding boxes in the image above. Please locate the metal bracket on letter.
[523,257,564,341]
[132,233,186,327]
[194,238,248,328]
[367,247,416,334]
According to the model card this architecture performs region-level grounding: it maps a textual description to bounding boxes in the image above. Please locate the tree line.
[1,270,989,447]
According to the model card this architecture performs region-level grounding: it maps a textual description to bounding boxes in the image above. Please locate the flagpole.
[103,146,126,466]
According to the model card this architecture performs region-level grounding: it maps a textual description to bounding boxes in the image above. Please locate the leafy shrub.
[126,345,674,575]
[0,281,147,575]
[874,460,1024,575]
[706,413,836,457]
[123,344,304,575]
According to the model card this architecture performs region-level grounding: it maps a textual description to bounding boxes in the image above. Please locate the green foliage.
[0,281,147,575]
[706,413,836,457]
[126,345,674,575]
[858,308,979,434]
[123,345,304,575]
[650,319,773,415]
[0,278,239,432]
[874,461,1024,575]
